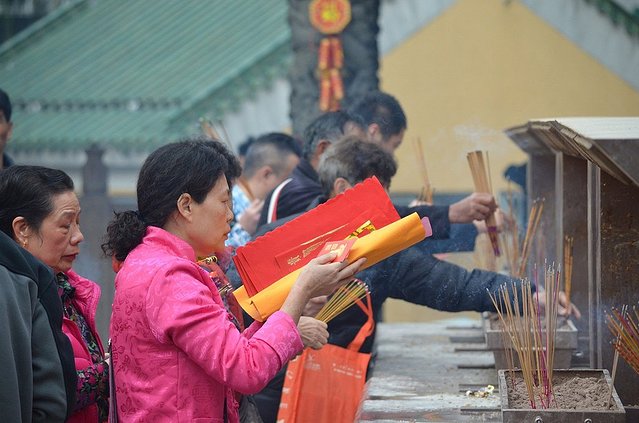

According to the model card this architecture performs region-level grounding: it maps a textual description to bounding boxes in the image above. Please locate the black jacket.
[2,152,13,168]
[0,231,77,420]
[258,159,321,226]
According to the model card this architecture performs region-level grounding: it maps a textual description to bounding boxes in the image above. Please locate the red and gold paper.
[233,177,398,297]
[234,212,433,322]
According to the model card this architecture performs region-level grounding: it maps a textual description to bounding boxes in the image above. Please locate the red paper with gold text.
[233,177,398,296]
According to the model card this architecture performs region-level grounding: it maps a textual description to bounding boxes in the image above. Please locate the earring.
[21,239,28,248]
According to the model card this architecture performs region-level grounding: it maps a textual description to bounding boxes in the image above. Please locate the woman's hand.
[297,316,328,350]
[281,253,366,323]
[237,199,264,236]
[296,253,367,299]
[303,295,328,317]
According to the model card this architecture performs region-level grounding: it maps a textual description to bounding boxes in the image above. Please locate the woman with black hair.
[102,137,364,423]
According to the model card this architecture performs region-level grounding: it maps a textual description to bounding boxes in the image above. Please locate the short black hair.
[243,132,301,178]
[302,110,365,160]
[318,136,398,197]
[238,136,255,157]
[0,166,75,238]
[0,88,12,122]
[348,91,407,139]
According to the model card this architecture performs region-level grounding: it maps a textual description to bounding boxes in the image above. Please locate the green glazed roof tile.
[0,0,290,152]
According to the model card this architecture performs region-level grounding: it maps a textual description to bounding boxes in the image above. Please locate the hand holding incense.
[467,150,500,256]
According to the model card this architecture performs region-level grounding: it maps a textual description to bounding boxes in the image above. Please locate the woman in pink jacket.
[0,166,109,422]
[101,138,364,422]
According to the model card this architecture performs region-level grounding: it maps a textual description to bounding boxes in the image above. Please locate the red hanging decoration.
[309,0,351,111]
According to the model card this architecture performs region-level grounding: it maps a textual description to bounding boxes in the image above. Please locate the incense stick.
[488,264,561,409]
[200,118,234,150]
[563,235,574,315]
[517,199,544,278]
[413,138,433,203]
[218,119,234,149]
[606,349,620,409]
[315,279,369,323]
[467,151,500,256]
[500,182,520,275]
[607,305,639,375]
[200,118,222,140]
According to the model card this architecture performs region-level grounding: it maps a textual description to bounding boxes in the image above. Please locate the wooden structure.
[505,117,639,405]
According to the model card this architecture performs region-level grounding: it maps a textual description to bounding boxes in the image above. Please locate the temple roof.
[0,0,289,151]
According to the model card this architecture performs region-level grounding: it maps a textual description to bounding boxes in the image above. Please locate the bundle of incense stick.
[500,183,520,275]
[200,118,233,149]
[466,150,500,256]
[517,199,544,278]
[488,264,561,409]
[605,305,628,408]
[607,305,639,375]
[563,235,574,314]
[201,118,221,140]
[315,279,369,323]
[412,138,433,204]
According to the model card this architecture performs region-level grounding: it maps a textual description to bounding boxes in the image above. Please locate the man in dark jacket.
[243,139,530,422]
[259,110,362,225]
[0,230,77,421]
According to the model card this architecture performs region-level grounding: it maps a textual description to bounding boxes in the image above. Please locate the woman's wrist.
[280,281,311,324]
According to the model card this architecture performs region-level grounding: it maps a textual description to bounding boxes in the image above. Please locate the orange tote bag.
[277,295,374,423]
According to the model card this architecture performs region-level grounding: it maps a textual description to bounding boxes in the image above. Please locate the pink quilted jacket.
[110,227,303,422]
[64,269,106,423]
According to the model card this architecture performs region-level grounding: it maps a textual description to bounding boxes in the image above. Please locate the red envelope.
[233,177,399,297]
[316,238,357,263]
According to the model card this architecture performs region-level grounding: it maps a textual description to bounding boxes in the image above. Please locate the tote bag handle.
[346,289,374,352]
